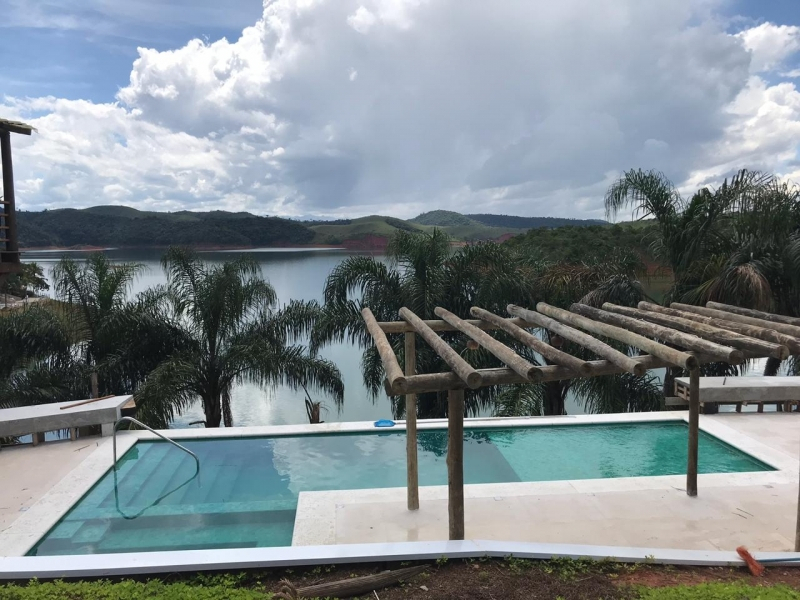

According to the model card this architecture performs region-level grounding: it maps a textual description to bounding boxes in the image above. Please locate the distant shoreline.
[20,243,351,252]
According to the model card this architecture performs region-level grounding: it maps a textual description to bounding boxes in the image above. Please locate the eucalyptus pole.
[447,388,465,540]
[405,331,419,511]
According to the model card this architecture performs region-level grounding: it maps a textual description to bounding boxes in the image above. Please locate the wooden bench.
[0,395,133,446]
[672,376,800,413]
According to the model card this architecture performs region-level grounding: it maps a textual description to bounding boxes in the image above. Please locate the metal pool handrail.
[112,416,200,469]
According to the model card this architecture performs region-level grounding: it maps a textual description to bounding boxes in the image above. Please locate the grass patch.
[0,579,272,600]
[637,582,800,599]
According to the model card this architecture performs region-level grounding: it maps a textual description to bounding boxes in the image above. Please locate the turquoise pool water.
[29,422,772,555]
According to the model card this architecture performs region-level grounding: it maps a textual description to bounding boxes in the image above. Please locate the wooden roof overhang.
[362,300,800,541]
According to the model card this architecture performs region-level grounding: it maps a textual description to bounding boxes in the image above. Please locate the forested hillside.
[18,207,315,248]
[467,214,606,229]
[506,222,658,264]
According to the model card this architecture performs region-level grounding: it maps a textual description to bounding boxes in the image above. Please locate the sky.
[1,0,800,221]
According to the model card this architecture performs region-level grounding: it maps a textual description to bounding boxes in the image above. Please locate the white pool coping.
[0,411,797,572]
[1,540,800,579]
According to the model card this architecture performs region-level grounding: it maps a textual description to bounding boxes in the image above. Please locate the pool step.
[93,443,170,509]
[197,461,242,503]
[124,448,196,508]
[52,498,298,522]
[94,510,297,553]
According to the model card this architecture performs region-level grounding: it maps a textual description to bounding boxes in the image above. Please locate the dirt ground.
[164,557,800,600]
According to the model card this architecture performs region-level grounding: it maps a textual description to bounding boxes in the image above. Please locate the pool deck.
[0,411,797,559]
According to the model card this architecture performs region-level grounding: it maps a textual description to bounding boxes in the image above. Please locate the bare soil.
[162,558,800,600]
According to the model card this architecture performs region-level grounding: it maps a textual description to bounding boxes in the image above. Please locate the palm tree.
[605,169,799,378]
[0,304,82,408]
[604,169,771,302]
[313,230,657,417]
[134,248,343,428]
[52,253,145,396]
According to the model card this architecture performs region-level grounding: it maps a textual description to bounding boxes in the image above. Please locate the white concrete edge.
[152,411,686,440]
[1,539,798,579]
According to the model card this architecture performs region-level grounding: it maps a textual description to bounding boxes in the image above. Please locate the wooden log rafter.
[626,302,789,360]
[707,301,800,328]
[671,302,800,339]
[507,304,646,376]
[634,303,800,354]
[399,307,482,389]
[434,306,542,382]
[470,307,593,375]
[571,303,735,365]
[362,307,407,393]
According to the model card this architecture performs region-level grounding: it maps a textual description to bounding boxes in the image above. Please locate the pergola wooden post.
[687,367,700,496]
[447,388,465,539]
[362,301,799,541]
[405,331,419,510]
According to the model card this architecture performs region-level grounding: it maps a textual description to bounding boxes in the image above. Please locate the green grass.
[637,582,800,599]
[0,580,273,600]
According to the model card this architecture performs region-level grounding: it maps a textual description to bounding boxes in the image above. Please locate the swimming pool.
[29,421,772,555]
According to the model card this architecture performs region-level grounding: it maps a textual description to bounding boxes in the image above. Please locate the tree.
[134,247,344,428]
[1,262,49,300]
[51,253,171,398]
[0,304,81,408]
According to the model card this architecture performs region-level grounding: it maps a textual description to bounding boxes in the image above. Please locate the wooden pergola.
[362,300,800,544]
[0,118,35,279]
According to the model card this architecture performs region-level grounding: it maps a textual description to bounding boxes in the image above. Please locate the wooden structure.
[672,376,800,413]
[362,300,800,544]
[0,395,133,447]
[0,118,34,279]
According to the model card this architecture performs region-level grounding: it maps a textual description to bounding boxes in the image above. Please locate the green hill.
[18,205,618,250]
[467,214,606,228]
[409,210,480,227]
[18,207,315,248]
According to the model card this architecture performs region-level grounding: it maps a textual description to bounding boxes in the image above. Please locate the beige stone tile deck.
[706,412,799,458]
[0,439,105,531]
[323,483,796,552]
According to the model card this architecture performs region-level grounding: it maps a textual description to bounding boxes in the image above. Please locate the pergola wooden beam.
[399,307,483,389]
[608,303,783,361]
[538,303,697,370]
[377,317,530,334]
[634,303,800,354]
[470,307,593,375]
[508,304,646,376]
[362,307,407,393]
[707,302,800,328]
[572,304,737,364]
[672,302,800,339]
[434,307,542,382]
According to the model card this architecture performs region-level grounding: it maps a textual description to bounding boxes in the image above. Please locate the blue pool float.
[374,419,396,428]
